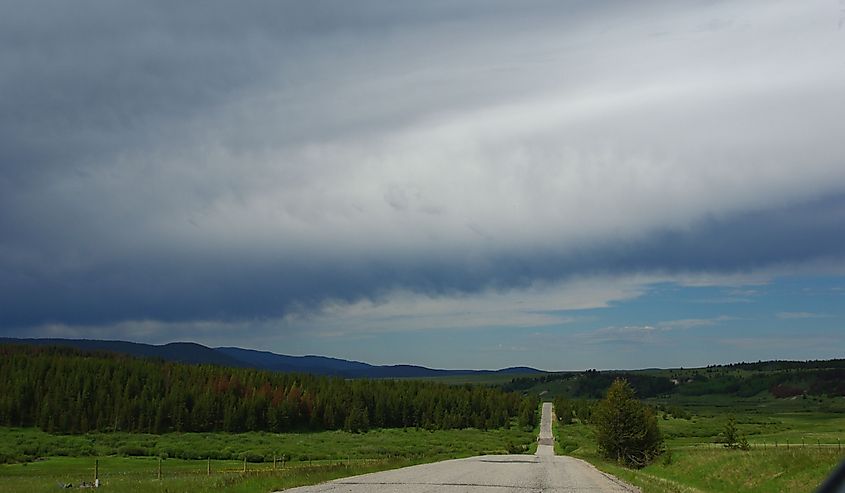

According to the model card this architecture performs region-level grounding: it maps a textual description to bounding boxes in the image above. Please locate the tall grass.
[0,455,431,493]
[0,426,534,464]
[590,447,844,493]
[552,397,845,493]
[0,425,536,492]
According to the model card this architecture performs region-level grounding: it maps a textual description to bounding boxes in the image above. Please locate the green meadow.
[3,361,844,492]
[0,426,535,492]
[0,455,423,493]
[554,394,845,493]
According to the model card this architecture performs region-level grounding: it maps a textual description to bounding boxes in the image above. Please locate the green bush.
[118,445,149,456]
[592,378,663,468]
[720,416,750,450]
[506,441,527,454]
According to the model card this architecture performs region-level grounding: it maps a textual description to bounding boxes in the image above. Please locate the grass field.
[553,394,845,492]
[0,425,536,492]
[393,372,542,386]
[0,426,534,463]
[0,455,427,493]
[3,379,844,492]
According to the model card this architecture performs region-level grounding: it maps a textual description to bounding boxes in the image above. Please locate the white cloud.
[656,317,735,330]
[776,312,828,319]
[12,0,845,261]
[575,314,734,345]
[282,275,653,336]
[12,275,647,344]
[3,0,845,335]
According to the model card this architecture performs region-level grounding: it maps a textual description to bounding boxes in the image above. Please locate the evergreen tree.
[344,402,370,433]
[593,379,662,468]
[517,397,538,430]
[720,416,750,450]
[553,396,573,424]
[0,344,530,435]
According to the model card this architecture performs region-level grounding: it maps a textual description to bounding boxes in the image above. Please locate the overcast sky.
[1,0,844,370]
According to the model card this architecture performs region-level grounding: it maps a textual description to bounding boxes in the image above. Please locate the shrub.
[592,378,663,468]
[118,446,148,456]
[770,384,803,399]
[239,452,265,463]
[506,441,527,454]
[720,416,750,450]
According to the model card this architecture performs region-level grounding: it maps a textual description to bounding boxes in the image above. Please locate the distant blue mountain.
[216,346,378,375]
[0,337,544,378]
[0,337,245,367]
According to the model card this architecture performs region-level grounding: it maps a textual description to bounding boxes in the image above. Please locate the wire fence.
[680,438,844,452]
[69,455,398,485]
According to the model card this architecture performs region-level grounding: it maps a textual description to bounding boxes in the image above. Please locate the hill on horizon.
[0,337,545,378]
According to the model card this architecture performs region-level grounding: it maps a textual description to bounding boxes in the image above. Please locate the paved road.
[537,402,555,451]
[280,403,638,492]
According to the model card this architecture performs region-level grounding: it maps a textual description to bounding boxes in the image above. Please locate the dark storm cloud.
[2,0,844,332]
[2,193,844,329]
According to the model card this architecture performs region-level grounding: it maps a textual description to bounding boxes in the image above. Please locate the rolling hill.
[0,337,544,378]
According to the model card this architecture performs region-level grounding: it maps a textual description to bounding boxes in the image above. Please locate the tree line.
[504,370,674,398]
[552,396,594,424]
[505,366,845,400]
[0,344,530,434]
[675,369,845,397]
[710,359,845,372]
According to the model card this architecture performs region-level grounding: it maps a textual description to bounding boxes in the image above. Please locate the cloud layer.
[2,0,845,334]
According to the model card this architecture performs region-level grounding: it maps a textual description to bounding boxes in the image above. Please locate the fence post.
[273,455,277,471]
[243,457,247,473]
[158,457,162,480]
[787,439,789,450]
[207,457,211,476]
[94,459,99,488]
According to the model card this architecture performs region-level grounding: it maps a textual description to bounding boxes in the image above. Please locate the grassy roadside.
[0,426,534,464]
[0,425,536,492]
[551,405,845,493]
[0,455,431,493]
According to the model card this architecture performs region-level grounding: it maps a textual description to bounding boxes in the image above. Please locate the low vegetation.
[551,388,845,492]
[0,455,428,493]
[0,426,536,492]
[3,344,843,492]
[574,440,843,493]
[505,360,845,401]
[0,426,535,465]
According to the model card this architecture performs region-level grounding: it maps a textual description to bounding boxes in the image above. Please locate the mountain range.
[0,337,543,378]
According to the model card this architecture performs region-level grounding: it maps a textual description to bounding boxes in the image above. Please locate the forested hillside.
[504,370,674,398]
[503,363,845,400]
[0,337,543,378]
[0,345,528,434]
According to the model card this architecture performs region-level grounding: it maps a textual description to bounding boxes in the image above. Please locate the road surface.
[279,402,638,492]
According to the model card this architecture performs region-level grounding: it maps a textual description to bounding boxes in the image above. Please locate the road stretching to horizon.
[280,402,638,492]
